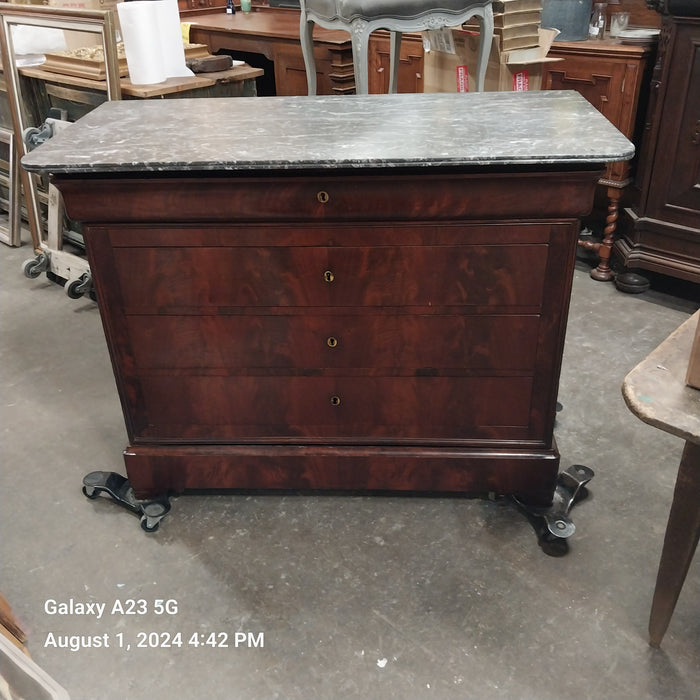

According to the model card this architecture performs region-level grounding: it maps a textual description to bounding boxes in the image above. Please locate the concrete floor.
[1,239,699,700]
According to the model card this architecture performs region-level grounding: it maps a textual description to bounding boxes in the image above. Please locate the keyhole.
[317,190,330,204]
[330,395,341,406]
[327,336,338,348]
[323,270,335,283]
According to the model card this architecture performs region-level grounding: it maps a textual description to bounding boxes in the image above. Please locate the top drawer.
[58,170,601,223]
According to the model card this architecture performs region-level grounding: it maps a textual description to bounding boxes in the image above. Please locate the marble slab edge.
[21,91,635,174]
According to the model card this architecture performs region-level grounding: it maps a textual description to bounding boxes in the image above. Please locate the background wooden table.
[623,310,700,646]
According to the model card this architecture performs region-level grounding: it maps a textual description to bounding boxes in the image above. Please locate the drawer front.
[135,376,535,441]
[60,170,602,223]
[126,313,540,371]
[115,244,548,310]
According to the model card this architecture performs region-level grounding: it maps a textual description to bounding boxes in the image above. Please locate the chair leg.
[300,13,317,95]
[351,20,371,95]
[474,8,494,92]
[388,31,402,94]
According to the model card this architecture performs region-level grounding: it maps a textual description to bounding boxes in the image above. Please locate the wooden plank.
[19,64,262,97]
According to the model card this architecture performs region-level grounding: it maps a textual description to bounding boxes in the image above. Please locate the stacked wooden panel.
[465,0,543,51]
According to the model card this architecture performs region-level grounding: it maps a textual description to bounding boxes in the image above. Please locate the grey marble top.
[22,91,634,174]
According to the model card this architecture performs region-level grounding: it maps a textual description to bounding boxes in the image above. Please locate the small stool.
[300,0,494,95]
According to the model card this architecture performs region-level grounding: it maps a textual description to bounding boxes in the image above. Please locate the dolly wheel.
[140,515,160,533]
[22,254,48,279]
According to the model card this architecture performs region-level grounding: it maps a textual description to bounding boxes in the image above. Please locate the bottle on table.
[589,3,607,39]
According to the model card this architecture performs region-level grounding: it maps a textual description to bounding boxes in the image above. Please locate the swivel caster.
[82,471,171,532]
[22,252,49,279]
[140,502,170,532]
[23,124,54,150]
[512,464,594,556]
[64,272,93,299]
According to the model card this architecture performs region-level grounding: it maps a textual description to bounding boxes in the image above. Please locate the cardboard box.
[686,314,700,390]
[424,26,560,93]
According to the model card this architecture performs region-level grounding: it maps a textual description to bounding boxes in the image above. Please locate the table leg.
[649,440,700,647]
[580,184,620,281]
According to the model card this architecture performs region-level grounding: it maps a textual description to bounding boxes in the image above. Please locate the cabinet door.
[541,41,654,187]
[542,53,632,182]
[644,20,700,228]
[543,55,626,125]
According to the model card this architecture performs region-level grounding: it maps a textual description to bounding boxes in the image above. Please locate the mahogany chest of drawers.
[22,92,633,509]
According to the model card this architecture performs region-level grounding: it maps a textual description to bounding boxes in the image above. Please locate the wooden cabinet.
[541,39,655,280]
[22,93,632,515]
[56,169,593,505]
[616,12,700,283]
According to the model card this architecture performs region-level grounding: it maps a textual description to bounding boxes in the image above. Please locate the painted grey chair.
[299,0,494,95]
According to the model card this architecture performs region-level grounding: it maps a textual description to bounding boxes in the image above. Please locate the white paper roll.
[117,0,194,85]
[159,0,194,77]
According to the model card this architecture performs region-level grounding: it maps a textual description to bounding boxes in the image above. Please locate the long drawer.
[126,313,540,371]
[114,243,548,310]
[135,375,535,441]
[60,172,601,224]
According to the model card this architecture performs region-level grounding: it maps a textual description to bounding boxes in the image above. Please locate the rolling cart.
[0,3,121,300]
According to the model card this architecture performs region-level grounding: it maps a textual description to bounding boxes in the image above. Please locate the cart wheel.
[538,532,569,557]
[22,255,46,279]
[22,126,42,148]
[140,516,160,533]
[64,278,84,299]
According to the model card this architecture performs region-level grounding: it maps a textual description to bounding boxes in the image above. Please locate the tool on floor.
[80,464,594,551]
[511,464,594,556]
[82,471,172,532]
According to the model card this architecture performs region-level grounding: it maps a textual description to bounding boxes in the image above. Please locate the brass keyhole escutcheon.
[327,336,338,348]
[323,270,335,283]
[330,395,341,406]
[317,190,330,204]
